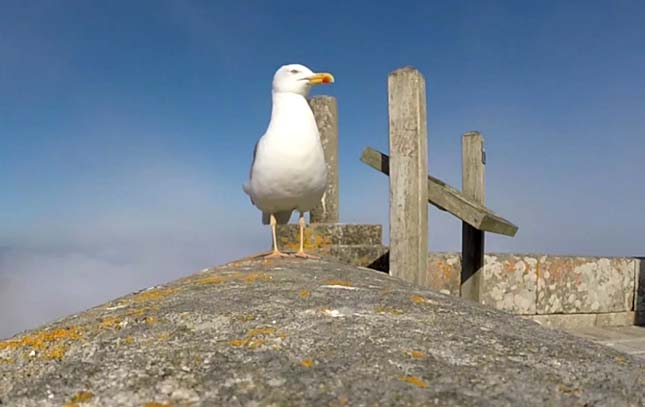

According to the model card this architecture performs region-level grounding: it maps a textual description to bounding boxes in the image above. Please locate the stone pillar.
[309,96,339,223]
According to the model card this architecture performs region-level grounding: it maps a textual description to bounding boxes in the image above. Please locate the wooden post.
[461,131,485,301]
[309,96,339,223]
[388,67,429,286]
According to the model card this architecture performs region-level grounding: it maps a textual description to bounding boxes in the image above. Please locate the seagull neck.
[269,92,315,132]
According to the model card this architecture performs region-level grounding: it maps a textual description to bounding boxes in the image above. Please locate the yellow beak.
[307,72,335,85]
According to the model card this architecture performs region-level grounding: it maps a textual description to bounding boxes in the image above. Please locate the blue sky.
[1,0,644,337]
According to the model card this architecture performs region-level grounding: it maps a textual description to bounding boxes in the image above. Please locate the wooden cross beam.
[360,146,518,237]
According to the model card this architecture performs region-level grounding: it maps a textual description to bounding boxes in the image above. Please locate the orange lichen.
[124,336,134,345]
[299,289,311,299]
[64,391,94,407]
[144,403,172,407]
[246,327,276,337]
[196,275,227,285]
[229,338,266,349]
[301,358,314,368]
[99,316,123,329]
[426,258,458,292]
[374,306,404,315]
[410,295,428,304]
[241,272,272,283]
[338,394,349,405]
[399,375,428,388]
[407,351,427,359]
[145,316,159,326]
[0,327,82,352]
[229,326,280,349]
[46,345,68,360]
[229,339,245,347]
[323,279,353,287]
[125,307,147,317]
[195,272,272,286]
[0,357,15,364]
[131,288,177,304]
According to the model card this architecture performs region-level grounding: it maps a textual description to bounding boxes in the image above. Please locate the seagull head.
[272,64,334,96]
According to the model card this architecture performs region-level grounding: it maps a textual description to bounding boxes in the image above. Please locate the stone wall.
[425,253,641,327]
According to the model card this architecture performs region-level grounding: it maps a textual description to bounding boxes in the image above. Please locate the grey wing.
[249,139,259,180]
[242,139,260,198]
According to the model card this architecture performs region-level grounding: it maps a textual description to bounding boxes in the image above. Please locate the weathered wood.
[387,67,428,286]
[360,146,518,237]
[309,96,339,223]
[461,131,485,301]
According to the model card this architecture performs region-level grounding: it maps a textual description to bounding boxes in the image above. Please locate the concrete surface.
[563,325,645,360]
[1,257,643,406]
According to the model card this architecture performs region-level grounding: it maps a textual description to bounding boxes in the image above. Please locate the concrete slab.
[564,325,645,360]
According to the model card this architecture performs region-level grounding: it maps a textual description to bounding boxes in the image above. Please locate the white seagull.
[243,64,334,259]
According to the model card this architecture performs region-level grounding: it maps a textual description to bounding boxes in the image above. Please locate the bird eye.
[289,69,300,74]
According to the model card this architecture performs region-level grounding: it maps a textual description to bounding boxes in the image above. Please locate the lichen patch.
[64,391,94,407]
[399,375,428,388]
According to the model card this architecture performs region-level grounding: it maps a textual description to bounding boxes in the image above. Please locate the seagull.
[243,64,334,259]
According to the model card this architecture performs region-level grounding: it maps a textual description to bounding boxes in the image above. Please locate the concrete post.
[309,96,339,223]
[387,67,429,286]
[461,131,485,301]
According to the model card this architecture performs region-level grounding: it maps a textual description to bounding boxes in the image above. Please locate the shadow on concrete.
[367,251,389,274]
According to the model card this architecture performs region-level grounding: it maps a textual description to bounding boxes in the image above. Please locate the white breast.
[246,93,328,214]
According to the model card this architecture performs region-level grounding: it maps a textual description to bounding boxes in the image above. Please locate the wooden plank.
[360,146,518,237]
[309,96,339,223]
[461,131,485,301]
[387,67,429,286]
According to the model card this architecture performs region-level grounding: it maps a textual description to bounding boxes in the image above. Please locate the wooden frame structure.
[359,66,518,300]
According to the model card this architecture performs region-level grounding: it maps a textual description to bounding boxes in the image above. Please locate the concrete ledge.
[275,224,386,268]
[277,223,383,247]
[423,253,639,328]
[529,312,636,330]
[537,256,635,315]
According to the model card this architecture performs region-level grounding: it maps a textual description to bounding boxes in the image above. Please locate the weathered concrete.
[426,253,461,296]
[1,258,643,406]
[276,223,386,268]
[426,253,538,314]
[480,254,538,315]
[537,256,636,315]
[530,312,636,330]
[424,253,637,324]
[562,326,645,360]
[309,96,339,224]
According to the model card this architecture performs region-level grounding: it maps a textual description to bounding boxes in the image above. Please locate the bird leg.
[263,214,289,259]
[294,212,319,259]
